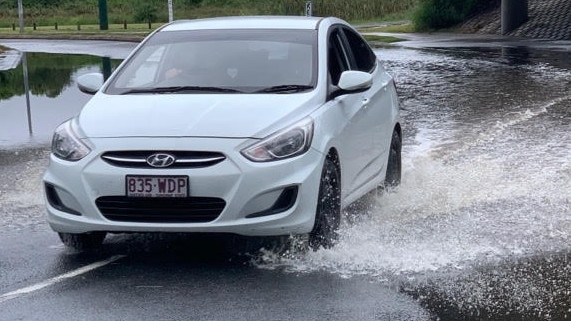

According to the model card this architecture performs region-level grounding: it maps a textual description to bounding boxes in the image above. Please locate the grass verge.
[0,21,408,43]
[362,35,405,43]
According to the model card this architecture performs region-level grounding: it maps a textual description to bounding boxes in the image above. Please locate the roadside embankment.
[460,0,571,40]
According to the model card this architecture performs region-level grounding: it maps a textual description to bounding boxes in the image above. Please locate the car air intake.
[101,151,226,169]
[96,196,225,223]
[45,183,82,216]
[246,186,298,218]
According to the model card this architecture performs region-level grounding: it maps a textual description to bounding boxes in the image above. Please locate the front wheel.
[58,232,106,251]
[309,157,341,250]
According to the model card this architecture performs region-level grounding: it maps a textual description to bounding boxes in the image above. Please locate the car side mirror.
[77,73,104,95]
[329,70,373,100]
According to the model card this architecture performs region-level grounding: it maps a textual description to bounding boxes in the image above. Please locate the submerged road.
[0,36,569,320]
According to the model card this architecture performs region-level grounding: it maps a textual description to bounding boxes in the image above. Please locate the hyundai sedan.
[43,16,401,250]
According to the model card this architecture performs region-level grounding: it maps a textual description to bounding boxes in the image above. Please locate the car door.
[327,26,375,200]
[340,27,393,188]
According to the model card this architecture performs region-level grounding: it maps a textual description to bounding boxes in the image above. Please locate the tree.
[133,2,159,23]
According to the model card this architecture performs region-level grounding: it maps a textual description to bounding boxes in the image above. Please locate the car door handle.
[361,98,370,107]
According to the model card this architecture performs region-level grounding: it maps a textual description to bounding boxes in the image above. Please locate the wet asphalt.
[0,231,430,321]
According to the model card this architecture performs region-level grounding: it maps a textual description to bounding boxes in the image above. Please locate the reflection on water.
[0,46,22,71]
[0,52,121,148]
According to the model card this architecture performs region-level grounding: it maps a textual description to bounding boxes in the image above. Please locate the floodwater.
[0,41,569,319]
[0,51,121,148]
[259,45,571,319]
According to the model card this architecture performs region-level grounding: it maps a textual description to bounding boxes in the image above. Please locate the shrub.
[133,3,159,23]
[413,0,480,30]
[184,0,203,6]
[283,0,417,21]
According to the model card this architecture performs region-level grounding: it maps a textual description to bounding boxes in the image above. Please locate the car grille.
[96,196,225,223]
[101,151,226,169]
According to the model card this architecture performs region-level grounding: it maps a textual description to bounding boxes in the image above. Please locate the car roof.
[160,16,326,32]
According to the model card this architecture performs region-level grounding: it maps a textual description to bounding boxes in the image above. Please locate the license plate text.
[126,176,188,197]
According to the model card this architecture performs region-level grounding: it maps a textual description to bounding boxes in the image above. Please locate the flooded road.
[258,44,570,319]
[0,42,127,147]
[0,38,569,320]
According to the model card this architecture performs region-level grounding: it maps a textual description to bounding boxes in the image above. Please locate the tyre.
[309,156,341,250]
[58,232,106,251]
[384,130,402,188]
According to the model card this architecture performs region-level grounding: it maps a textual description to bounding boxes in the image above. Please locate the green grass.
[0,0,491,34]
[0,0,418,41]
[0,0,419,27]
[0,23,153,41]
[361,35,405,43]
[0,22,407,43]
[358,23,414,33]
[0,23,154,32]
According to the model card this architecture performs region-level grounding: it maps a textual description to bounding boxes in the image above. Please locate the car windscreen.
[105,29,318,95]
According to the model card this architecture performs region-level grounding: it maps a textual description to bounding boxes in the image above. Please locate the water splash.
[257,129,570,276]
[256,48,571,281]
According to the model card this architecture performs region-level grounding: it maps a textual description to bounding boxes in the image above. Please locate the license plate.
[126,175,188,198]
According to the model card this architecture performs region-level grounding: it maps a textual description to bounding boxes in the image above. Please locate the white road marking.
[0,255,126,304]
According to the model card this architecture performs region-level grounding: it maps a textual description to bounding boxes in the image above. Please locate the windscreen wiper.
[119,86,243,95]
[255,85,314,94]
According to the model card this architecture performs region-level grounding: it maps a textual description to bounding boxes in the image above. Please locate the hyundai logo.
[146,153,176,168]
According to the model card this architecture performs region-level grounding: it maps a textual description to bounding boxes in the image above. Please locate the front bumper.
[43,137,324,236]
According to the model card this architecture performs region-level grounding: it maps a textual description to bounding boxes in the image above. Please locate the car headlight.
[241,117,314,162]
[52,120,91,161]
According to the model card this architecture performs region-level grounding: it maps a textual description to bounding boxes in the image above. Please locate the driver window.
[328,29,349,85]
[341,28,377,72]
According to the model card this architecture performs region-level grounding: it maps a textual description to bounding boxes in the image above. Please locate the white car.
[43,16,401,250]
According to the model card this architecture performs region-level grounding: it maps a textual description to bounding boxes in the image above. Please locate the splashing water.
[256,47,571,283]
[258,129,569,276]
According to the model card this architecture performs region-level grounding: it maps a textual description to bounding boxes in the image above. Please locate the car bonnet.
[77,92,318,139]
